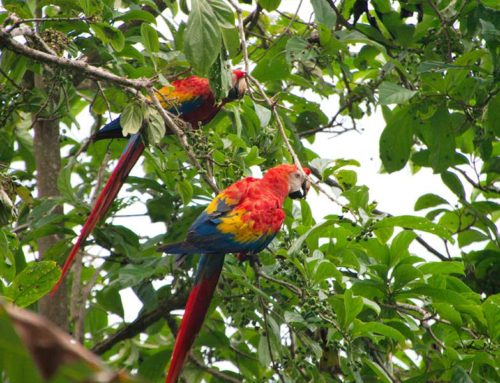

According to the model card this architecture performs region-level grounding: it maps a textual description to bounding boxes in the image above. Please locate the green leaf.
[141,23,160,53]
[284,310,305,325]
[482,294,500,341]
[145,107,166,144]
[121,102,144,136]
[379,106,415,172]
[0,230,15,281]
[258,0,281,11]
[378,81,417,105]
[363,357,392,383]
[254,103,271,127]
[116,10,157,24]
[209,0,235,28]
[353,321,406,343]
[0,303,44,383]
[441,171,466,199]
[0,188,15,226]
[5,261,60,307]
[311,0,337,28]
[414,193,448,211]
[176,179,193,205]
[257,334,271,367]
[91,23,125,51]
[457,229,488,247]
[420,109,456,173]
[335,169,357,189]
[343,290,364,328]
[312,259,342,283]
[184,0,222,75]
[373,215,452,240]
[434,303,462,327]
[419,261,464,276]
[57,164,76,203]
[409,286,465,305]
[96,286,124,318]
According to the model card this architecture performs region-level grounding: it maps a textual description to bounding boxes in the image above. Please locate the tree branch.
[0,27,152,90]
[92,292,188,355]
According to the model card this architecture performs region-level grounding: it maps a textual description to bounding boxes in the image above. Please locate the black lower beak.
[288,180,310,199]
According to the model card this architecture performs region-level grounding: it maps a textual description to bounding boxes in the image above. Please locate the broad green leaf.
[4,261,60,307]
[343,290,364,328]
[363,357,392,383]
[434,302,462,327]
[176,179,193,205]
[209,0,235,28]
[441,171,466,199]
[145,107,166,144]
[482,294,500,341]
[284,311,305,325]
[0,304,44,383]
[378,81,417,105]
[414,193,448,211]
[254,103,271,127]
[457,229,488,247]
[419,261,464,276]
[258,0,281,11]
[257,334,271,367]
[379,106,415,172]
[141,23,160,53]
[121,102,144,136]
[335,169,357,189]
[374,215,452,240]
[91,23,125,51]
[311,0,337,28]
[312,259,342,283]
[353,321,406,343]
[96,286,124,318]
[409,286,466,305]
[419,109,455,173]
[57,164,77,203]
[116,9,156,24]
[184,0,221,75]
[0,188,15,226]
[0,230,15,281]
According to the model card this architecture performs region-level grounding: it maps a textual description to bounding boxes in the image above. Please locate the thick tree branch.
[0,27,152,90]
[92,292,188,355]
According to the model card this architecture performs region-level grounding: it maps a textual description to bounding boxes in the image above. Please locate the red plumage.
[161,164,311,382]
[51,71,246,295]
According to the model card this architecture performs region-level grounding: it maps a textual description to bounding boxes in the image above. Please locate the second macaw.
[51,70,246,294]
[158,164,311,383]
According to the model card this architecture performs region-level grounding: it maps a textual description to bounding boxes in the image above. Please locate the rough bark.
[33,73,68,330]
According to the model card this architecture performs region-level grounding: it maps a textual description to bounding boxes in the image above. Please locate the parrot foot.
[237,252,261,266]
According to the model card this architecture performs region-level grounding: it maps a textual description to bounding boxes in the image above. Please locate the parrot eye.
[294,173,301,179]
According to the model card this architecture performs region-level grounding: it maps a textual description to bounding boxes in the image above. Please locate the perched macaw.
[51,70,246,294]
[159,164,311,383]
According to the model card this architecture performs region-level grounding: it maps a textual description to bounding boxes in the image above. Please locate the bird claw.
[237,252,261,266]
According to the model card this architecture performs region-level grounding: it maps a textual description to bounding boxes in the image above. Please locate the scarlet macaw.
[159,164,311,383]
[51,70,246,293]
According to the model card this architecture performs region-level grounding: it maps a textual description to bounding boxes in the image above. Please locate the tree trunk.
[33,74,68,331]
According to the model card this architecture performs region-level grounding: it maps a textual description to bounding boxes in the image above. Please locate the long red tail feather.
[51,135,145,295]
[165,254,225,383]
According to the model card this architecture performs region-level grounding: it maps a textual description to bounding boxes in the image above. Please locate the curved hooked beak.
[288,179,311,199]
[227,75,247,100]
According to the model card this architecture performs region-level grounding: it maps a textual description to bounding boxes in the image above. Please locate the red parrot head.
[226,69,247,101]
[263,164,311,200]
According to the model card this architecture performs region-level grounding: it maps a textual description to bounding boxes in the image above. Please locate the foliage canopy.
[0,0,499,382]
